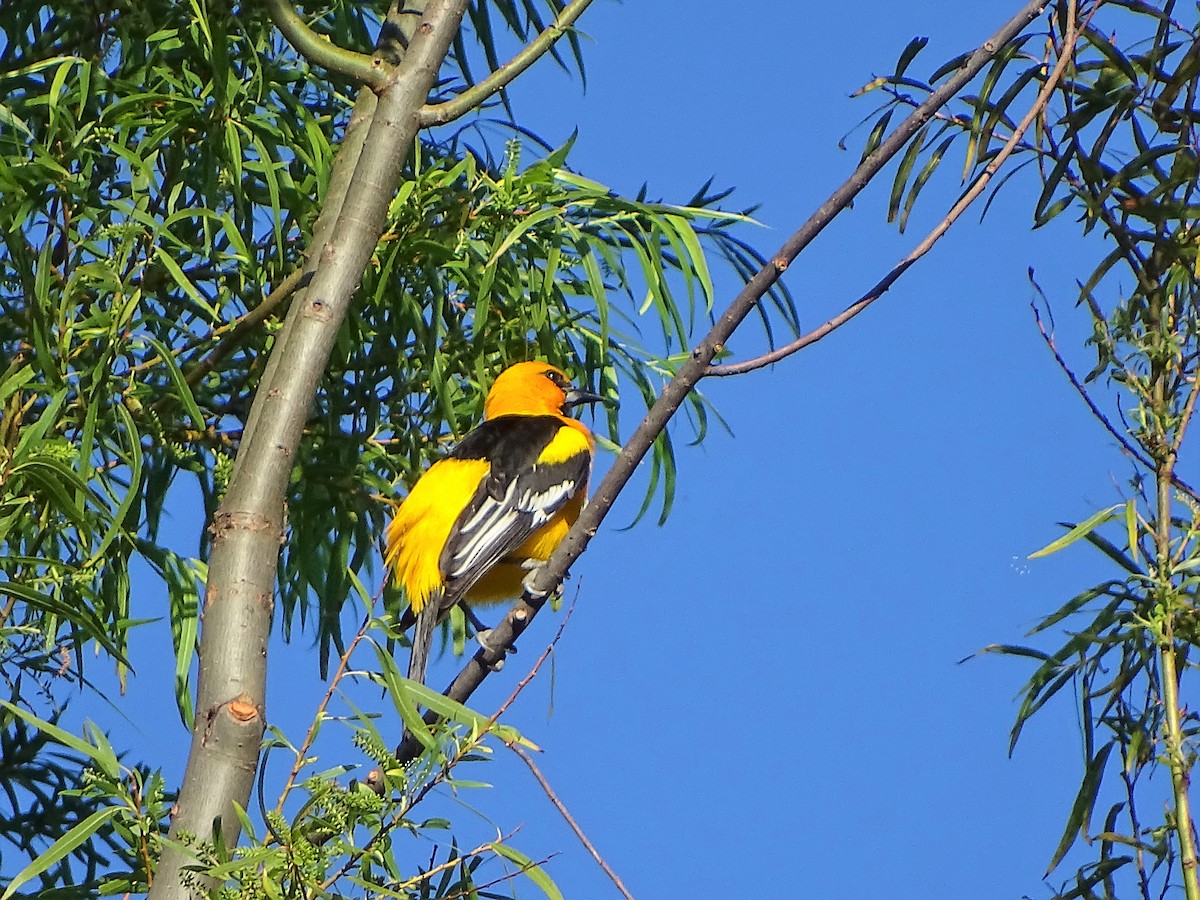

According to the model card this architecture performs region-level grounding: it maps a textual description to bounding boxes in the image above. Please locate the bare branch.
[708,0,1081,376]
[264,0,391,88]
[419,0,595,126]
[393,587,577,764]
[509,743,635,900]
[275,607,376,815]
[393,0,1057,740]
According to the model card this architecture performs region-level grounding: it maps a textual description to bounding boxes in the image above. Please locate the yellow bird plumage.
[385,361,603,684]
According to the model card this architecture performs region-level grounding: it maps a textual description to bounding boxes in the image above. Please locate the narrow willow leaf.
[145,336,206,430]
[85,401,143,567]
[490,842,564,900]
[901,134,955,232]
[369,639,437,752]
[0,701,116,770]
[1078,530,1143,575]
[0,580,126,661]
[1,806,121,900]
[895,36,929,79]
[889,125,928,226]
[861,110,894,163]
[1123,499,1139,567]
[1029,506,1123,559]
[399,675,533,749]
[1027,582,1129,635]
[1047,742,1115,874]
[1033,146,1077,224]
[1010,668,1076,754]
[929,50,973,83]
[1082,25,1141,86]
[976,643,1054,662]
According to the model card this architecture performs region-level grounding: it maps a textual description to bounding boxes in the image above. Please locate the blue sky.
[69,1,1164,897]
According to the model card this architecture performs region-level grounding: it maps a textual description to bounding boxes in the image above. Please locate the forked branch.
[708,0,1083,376]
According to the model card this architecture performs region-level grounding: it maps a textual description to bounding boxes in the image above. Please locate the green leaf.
[889,125,928,226]
[369,638,437,752]
[145,336,206,431]
[0,701,118,772]
[1046,742,1115,874]
[1029,506,1123,559]
[398,674,533,749]
[1,805,121,900]
[490,841,563,900]
[861,110,894,163]
[895,36,929,79]
[900,134,955,232]
[929,50,973,83]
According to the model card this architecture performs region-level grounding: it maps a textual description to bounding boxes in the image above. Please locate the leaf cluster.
[152,613,561,899]
[858,3,1200,896]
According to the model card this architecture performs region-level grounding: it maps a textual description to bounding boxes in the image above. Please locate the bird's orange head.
[483,361,604,419]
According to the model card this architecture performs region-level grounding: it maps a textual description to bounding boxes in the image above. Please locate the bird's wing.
[440,415,591,598]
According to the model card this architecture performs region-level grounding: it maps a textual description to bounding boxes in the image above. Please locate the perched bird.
[385,361,604,685]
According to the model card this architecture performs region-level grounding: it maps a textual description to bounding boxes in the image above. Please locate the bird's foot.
[521,565,557,602]
[476,628,517,671]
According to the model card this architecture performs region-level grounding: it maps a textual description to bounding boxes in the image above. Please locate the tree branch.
[180,267,308,390]
[509,743,634,900]
[708,0,1079,376]
[149,2,470,897]
[418,0,595,126]
[395,0,1056,752]
[1031,293,1200,504]
[263,0,391,88]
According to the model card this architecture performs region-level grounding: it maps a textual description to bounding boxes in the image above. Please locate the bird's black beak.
[564,387,614,409]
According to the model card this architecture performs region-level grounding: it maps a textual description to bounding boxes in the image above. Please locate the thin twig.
[1171,368,1200,459]
[392,837,499,893]
[490,590,577,723]
[183,267,309,388]
[708,2,1081,376]
[509,742,635,900]
[395,586,579,762]
[274,603,377,814]
[1030,293,1200,504]
[440,848,559,900]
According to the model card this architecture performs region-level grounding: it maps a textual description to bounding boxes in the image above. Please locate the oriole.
[385,361,604,685]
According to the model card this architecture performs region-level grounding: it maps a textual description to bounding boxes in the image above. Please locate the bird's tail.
[406,601,440,686]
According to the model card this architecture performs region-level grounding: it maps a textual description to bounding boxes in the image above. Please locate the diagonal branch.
[182,267,308,390]
[396,0,1057,755]
[1030,292,1200,504]
[419,0,595,126]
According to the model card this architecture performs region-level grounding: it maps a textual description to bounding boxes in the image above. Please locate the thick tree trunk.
[148,3,468,896]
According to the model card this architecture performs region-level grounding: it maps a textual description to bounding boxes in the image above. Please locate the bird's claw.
[476,628,516,671]
[521,566,555,602]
